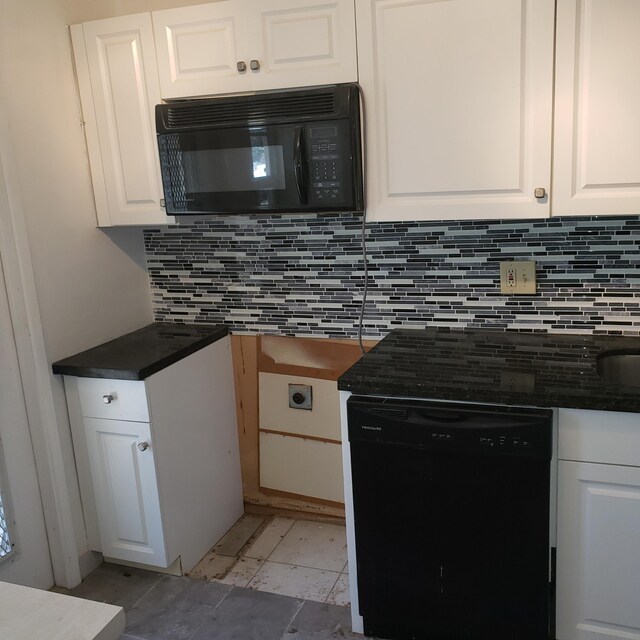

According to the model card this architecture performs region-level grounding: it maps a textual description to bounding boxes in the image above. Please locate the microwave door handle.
[294,127,308,205]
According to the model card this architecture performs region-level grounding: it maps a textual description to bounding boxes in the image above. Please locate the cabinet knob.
[102,394,114,404]
[237,60,247,73]
[137,441,149,452]
[534,187,547,199]
[250,59,260,71]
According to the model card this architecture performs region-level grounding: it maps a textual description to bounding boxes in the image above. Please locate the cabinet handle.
[534,187,547,199]
[137,442,149,452]
[237,61,247,73]
[102,394,114,404]
[250,59,260,71]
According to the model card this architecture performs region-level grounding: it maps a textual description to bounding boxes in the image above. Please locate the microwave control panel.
[308,124,351,206]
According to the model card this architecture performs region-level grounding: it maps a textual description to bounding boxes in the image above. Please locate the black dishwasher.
[347,396,553,640]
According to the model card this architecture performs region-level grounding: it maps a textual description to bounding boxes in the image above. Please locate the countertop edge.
[52,325,228,380]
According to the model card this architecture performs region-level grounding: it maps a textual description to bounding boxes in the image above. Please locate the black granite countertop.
[338,328,640,413]
[52,323,228,380]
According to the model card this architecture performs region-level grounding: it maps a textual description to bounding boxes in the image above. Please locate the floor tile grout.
[283,597,307,636]
[129,573,165,610]
[261,516,297,564]
[249,558,344,574]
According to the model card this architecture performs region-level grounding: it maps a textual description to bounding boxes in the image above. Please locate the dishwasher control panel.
[348,396,552,460]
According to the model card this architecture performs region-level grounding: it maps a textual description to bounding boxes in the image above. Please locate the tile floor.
[61,562,371,640]
[188,515,350,607]
[55,514,376,639]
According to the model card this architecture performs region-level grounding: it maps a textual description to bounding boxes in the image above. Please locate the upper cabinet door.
[553,0,640,217]
[152,0,357,99]
[248,0,357,92]
[357,0,555,222]
[72,14,169,226]
[152,1,250,99]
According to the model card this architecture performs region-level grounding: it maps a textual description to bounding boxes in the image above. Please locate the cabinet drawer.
[77,377,149,422]
[558,409,640,466]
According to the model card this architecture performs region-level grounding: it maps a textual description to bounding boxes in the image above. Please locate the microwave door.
[159,126,306,214]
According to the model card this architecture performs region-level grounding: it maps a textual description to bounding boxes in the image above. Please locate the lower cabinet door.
[557,461,640,640]
[84,417,169,567]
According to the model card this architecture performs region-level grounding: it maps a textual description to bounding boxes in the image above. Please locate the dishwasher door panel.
[348,397,552,640]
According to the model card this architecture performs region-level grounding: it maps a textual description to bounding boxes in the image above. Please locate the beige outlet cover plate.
[500,260,537,295]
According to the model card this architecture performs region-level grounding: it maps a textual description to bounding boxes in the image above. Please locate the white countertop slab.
[0,581,124,640]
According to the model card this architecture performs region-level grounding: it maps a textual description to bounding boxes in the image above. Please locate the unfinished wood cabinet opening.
[231,334,375,519]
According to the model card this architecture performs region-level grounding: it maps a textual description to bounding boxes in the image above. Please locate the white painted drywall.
[0,0,155,583]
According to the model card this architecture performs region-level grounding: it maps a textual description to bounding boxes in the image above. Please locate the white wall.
[0,0,155,583]
[0,0,153,361]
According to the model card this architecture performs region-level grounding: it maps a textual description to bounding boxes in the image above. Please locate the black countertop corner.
[52,322,228,380]
[338,328,640,413]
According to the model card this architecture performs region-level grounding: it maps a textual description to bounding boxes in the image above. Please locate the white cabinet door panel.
[77,14,168,226]
[358,0,554,221]
[250,0,357,91]
[84,417,168,567]
[153,0,356,98]
[553,0,640,216]
[153,1,249,99]
[557,461,640,640]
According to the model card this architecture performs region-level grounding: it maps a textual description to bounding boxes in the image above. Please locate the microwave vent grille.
[165,91,337,129]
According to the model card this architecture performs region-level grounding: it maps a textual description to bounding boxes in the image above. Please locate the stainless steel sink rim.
[596,350,640,387]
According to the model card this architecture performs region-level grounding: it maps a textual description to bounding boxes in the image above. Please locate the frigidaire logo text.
[362,425,382,431]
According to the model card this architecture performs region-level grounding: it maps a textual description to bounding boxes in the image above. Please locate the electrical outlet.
[288,384,312,410]
[500,260,537,295]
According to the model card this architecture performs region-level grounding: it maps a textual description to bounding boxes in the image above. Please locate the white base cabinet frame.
[557,461,640,640]
[557,408,640,640]
[65,336,244,572]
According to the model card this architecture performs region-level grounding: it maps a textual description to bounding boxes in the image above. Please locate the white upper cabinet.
[357,0,555,222]
[71,14,171,226]
[553,0,640,217]
[152,1,248,99]
[153,0,357,99]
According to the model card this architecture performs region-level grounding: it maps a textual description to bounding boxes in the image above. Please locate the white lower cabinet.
[65,337,244,572]
[84,417,167,567]
[557,409,640,640]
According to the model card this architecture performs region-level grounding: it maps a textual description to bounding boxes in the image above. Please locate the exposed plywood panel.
[258,334,375,380]
[232,334,377,518]
[259,432,344,504]
[259,373,341,441]
[231,335,260,500]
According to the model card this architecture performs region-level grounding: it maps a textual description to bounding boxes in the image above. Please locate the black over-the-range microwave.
[155,83,364,216]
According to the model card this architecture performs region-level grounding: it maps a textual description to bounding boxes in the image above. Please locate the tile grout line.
[283,596,307,636]
[322,569,343,605]
[186,583,234,640]
[261,517,297,564]
[241,517,297,586]
[129,573,165,610]
[255,559,345,574]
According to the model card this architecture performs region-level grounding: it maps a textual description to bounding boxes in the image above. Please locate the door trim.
[0,108,82,587]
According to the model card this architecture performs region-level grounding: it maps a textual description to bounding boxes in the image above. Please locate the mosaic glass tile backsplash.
[144,214,640,338]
